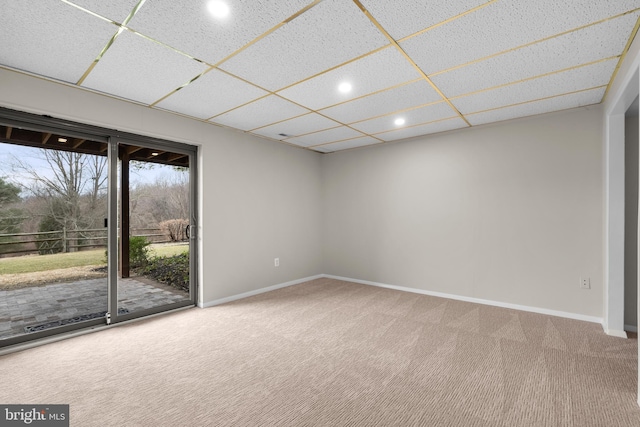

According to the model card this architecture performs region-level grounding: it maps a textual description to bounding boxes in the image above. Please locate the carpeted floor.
[0,277,638,426]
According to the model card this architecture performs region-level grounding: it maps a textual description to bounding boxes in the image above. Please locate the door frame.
[107,136,198,325]
[0,107,198,347]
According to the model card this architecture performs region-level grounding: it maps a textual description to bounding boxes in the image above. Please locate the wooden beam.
[72,139,86,149]
[119,150,130,279]
[42,133,52,144]
[127,146,144,155]
[5,126,12,139]
[167,153,187,162]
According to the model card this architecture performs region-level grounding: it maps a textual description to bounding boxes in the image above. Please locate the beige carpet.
[0,277,638,426]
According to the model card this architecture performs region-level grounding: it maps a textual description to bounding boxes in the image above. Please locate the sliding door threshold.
[0,305,194,356]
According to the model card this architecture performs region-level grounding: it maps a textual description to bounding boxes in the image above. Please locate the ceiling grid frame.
[1,0,638,153]
[351,0,472,127]
[603,13,640,100]
[74,0,148,85]
[449,56,621,102]
[426,8,640,79]
[466,85,609,118]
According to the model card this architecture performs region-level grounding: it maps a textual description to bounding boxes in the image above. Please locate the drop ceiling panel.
[401,0,640,75]
[452,58,617,114]
[285,126,366,147]
[219,0,389,91]
[2,0,638,154]
[82,31,208,105]
[321,80,442,124]
[312,136,380,153]
[156,69,268,119]
[0,0,117,84]
[432,13,638,98]
[68,0,140,23]
[359,0,489,40]
[352,102,456,135]
[252,113,339,140]
[127,0,311,64]
[375,118,468,142]
[210,95,309,131]
[467,87,606,126]
[277,47,421,111]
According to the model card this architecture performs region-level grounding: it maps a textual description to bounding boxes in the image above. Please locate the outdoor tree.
[0,177,20,207]
[0,177,24,253]
[10,149,108,252]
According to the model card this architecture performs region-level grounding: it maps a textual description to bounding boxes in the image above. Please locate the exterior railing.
[0,227,170,257]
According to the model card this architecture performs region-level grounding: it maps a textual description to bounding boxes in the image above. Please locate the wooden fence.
[0,227,170,257]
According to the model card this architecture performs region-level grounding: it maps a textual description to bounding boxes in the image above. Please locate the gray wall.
[0,68,323,305]
[0,67,608,318]
[200,130,322,302]
[321,107,604,317]
[625,110,638,328]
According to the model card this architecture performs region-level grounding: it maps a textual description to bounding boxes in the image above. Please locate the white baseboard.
[625,324,638,333]
[198,274,324,308]
[323,274,604,325]
[198,273,605,326]
[604,328,629,338]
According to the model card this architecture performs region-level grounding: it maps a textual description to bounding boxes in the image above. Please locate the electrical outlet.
[580,277,590,290]
[274,258,279,267]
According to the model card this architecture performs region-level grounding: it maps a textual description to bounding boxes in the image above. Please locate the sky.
[0,142,186,197]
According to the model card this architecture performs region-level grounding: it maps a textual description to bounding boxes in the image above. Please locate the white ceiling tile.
[359,0,489,40]
[127,0,311,65]
[210,95,309,130]
[467,87,606,126]
[219,0,389,91]
[351,102,456,135]
[277,47,420,110]
[68,0,140,23]
[252,113,339,140]
[156,69,268,119]
[401,0,640,75]
[285,126,366,147]
[452,58,617,114]
[82,31,208,105]
[320,80,442,124]
[311,136,381,153]
[375,118,468,142]
[432,13,638,98]
[312,146,332,153]
[0,0,117,83]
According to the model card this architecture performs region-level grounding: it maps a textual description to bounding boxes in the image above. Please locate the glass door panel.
[113,142,193,319]
[0,130,109,345]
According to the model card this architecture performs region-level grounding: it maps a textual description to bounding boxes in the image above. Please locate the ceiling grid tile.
[2,0,639,152]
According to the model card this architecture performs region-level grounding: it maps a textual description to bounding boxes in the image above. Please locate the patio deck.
[0,277,189,340]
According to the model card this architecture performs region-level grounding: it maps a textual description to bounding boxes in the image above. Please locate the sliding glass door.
[108,140,195,323]
[0,126,110,344]
[0,108,197,347]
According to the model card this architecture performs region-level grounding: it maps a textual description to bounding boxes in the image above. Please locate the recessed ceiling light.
[151,152,159,156]
[57,137,67,143]
[207,0,229,18]
[338,82,352,93]
[394,118,405,126]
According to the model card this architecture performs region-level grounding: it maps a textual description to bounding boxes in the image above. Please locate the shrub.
[141,252,189,292]
[129,236,151,267]
[37,216,63,254]
[159,219,189,242]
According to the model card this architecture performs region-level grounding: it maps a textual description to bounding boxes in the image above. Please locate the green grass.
[148,244,188,259]
[0,244,188,275]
